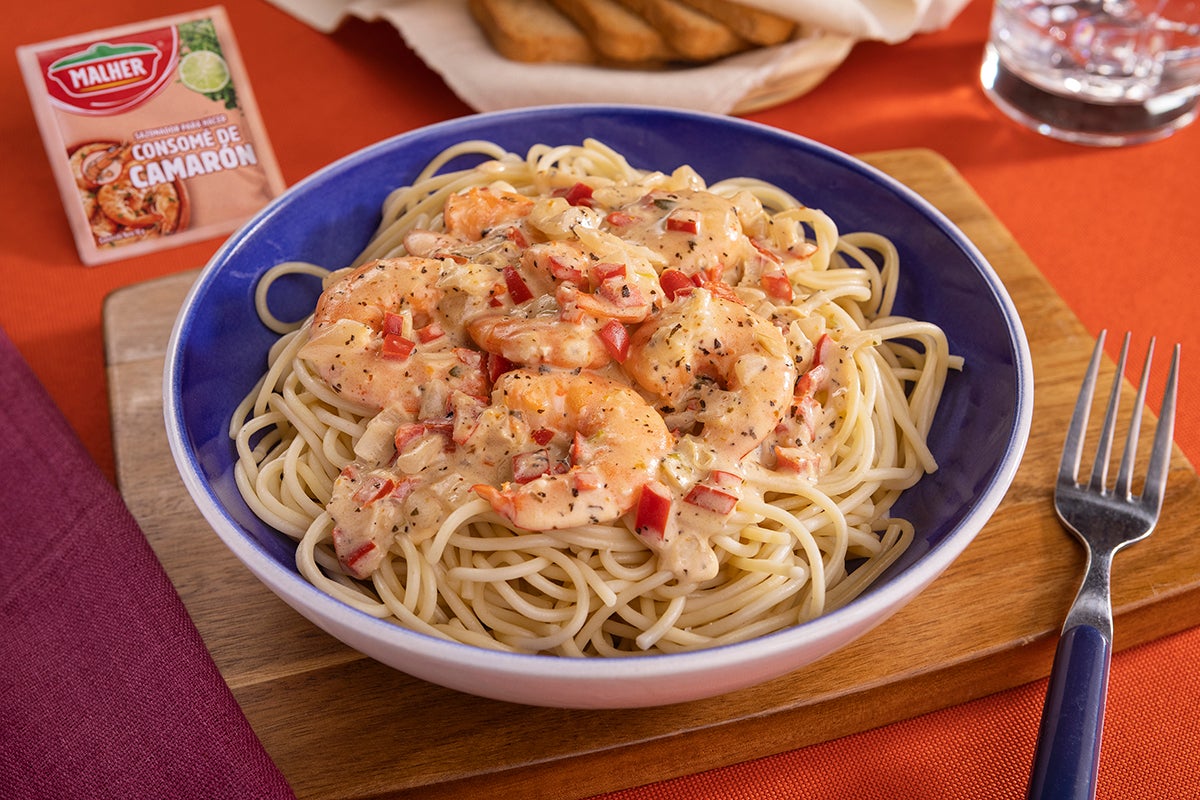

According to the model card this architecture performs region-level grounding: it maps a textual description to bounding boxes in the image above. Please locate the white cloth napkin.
[265,0,970,114]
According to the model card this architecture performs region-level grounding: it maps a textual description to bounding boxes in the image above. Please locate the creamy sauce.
[306,176,841,584]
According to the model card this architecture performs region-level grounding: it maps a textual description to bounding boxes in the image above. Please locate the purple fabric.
[0,326,295,800]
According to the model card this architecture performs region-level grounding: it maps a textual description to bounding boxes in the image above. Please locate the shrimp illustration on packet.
[18,7,285,265]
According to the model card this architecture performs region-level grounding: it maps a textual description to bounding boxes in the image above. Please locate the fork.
[1027,331,1180,800]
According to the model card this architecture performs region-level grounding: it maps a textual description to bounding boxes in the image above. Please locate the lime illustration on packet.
[18,7,285,265]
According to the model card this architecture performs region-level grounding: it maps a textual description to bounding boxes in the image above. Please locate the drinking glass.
[981,0,1200,146]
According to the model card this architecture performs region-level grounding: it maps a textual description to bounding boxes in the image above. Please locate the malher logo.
[42,26,179,115]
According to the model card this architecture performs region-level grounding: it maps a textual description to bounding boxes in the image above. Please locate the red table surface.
[4,2,1198,798]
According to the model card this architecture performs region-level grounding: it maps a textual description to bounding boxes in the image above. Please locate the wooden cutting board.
[104,148,1200,800]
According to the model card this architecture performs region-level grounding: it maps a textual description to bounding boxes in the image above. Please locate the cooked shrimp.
[311,257,441,331]
[464,229,665,369]
[466,302,613,370]
[624,285,796,465]
[601,189,757,280]
[300,257,494,413]
[472,369,674,531]
[463,249,611,371]
[443,186,534,241]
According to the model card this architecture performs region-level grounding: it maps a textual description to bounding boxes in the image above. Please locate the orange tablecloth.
[4,1,1197,798]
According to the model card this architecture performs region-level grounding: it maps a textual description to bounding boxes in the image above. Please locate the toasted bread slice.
[469,0,598,63]
[613,0,749,61]
[549,0,677,63]
[676,0,796,46]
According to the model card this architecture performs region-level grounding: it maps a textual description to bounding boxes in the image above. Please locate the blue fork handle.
[1027,624,1112,800]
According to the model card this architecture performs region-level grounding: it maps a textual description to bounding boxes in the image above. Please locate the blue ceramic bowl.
[165,105,1032,708]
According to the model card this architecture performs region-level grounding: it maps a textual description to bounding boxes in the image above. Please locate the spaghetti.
[230,138,958,656]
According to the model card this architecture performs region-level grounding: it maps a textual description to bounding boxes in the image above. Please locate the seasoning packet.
[17,7,285,265]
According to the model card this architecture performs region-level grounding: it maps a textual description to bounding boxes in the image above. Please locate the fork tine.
[1088,332,1130,493]
[1114,336,1153,499]
[1060,331,1107,487]
[1140,342,1180,514]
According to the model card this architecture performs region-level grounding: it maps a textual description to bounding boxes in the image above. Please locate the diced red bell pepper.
[683,483,738,515]
[394,422,453,452]
[665,212,699,234]
[395,424,425,451]
[774,445,819,477]
[503,265,534,304]
[634,481,673,540]
[761,271,793,302]
[505,225,529,248]
[416,322,445,343]
[383,311,406,336]
[531,427,555,446]
[599,319,630,362]
[388,476,420,502]
[487,352,515,382]
[331,531,377,579]
[559,181,595,207]
[487,283,505,308]
[381,332,416,360]
[605,210,637,227]
[424,421,455,438]
[709,469,743,488]
[812,333,836,367]
[795,363,830,400]
[591,261,626,282]
[547,255,585,285]
[692,275,744,305]
[352,476,395,506]
[659,269,695,301]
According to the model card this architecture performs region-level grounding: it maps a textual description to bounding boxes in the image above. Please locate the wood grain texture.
[104,149,1200,800]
